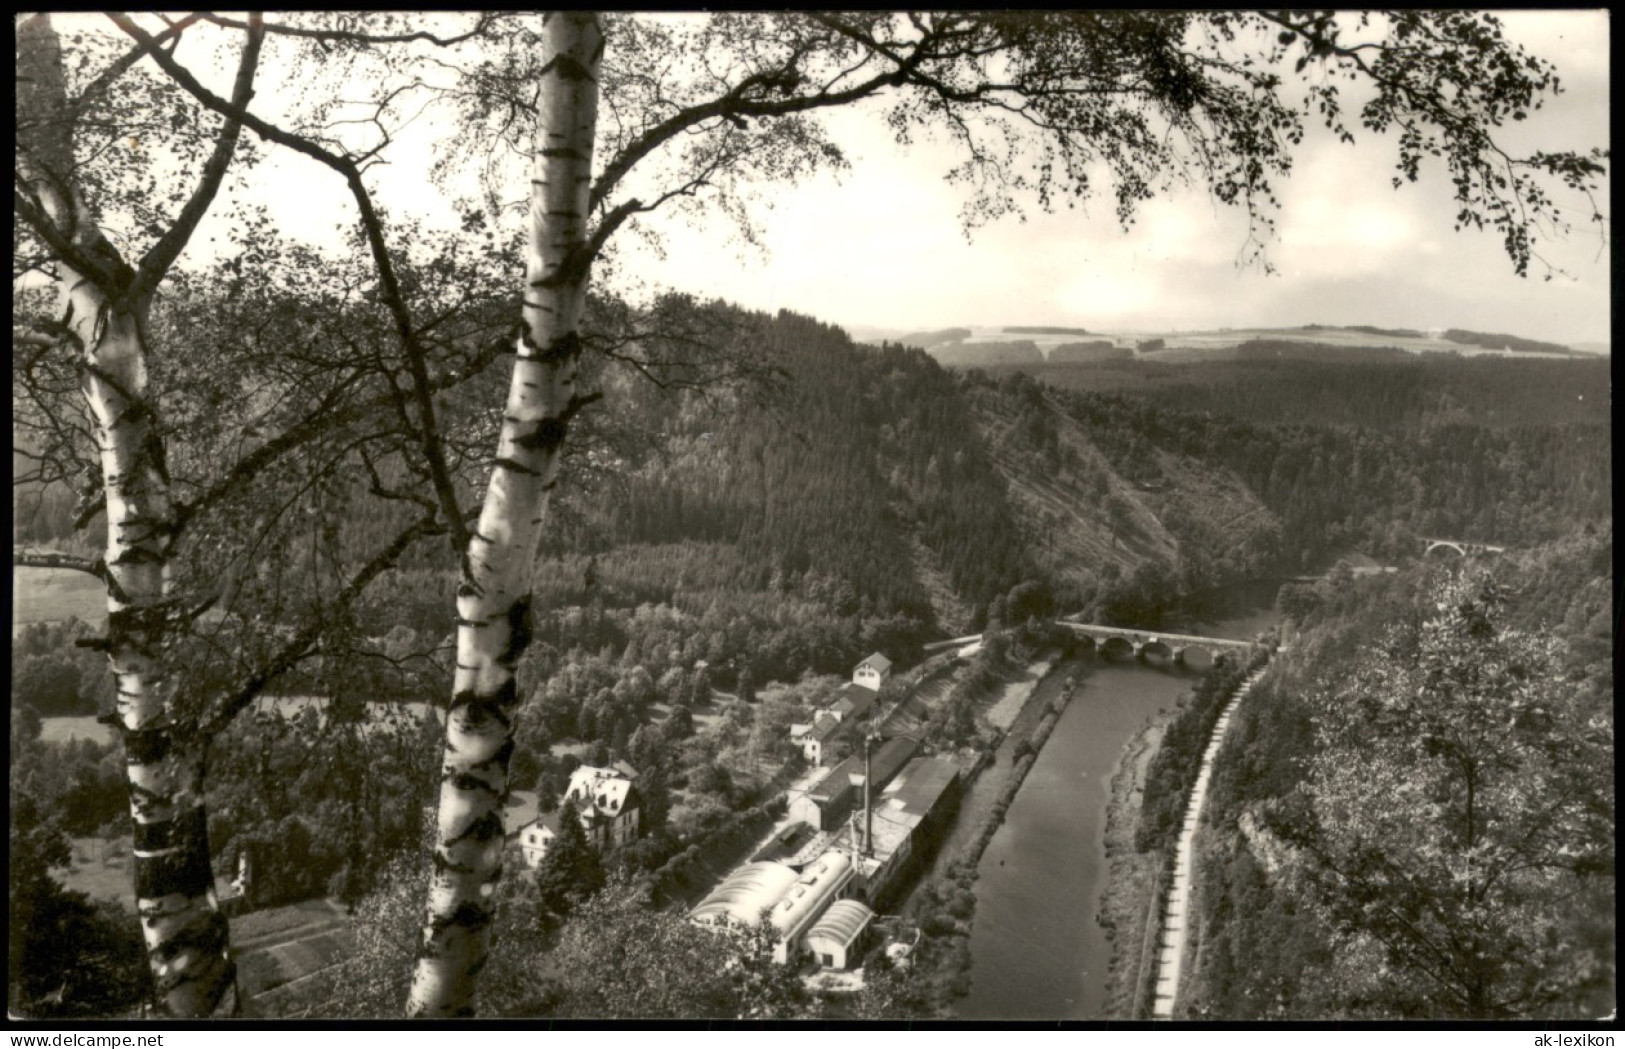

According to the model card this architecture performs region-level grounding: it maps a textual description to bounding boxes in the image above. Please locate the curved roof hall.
[768,850,854,938]
[807,899,874,948]
[691,862,799,926]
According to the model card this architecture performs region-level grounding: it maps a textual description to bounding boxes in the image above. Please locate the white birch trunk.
[407,12,605,1018]
[17,15,234,1018]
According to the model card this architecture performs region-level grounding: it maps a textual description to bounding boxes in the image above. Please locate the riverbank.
[1098,709,1175,1018]
[896,653,1071,915]
[898,655,1081,1012]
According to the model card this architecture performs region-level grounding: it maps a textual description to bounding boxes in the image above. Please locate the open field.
[40,716,116,745]
[13,566,106,633]
[55,836,136,910]
[234,898,355,1014]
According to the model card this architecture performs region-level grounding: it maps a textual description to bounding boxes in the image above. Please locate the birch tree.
[14,14,514,1016]
[15,14,264,1015]
[407,13,605,1016]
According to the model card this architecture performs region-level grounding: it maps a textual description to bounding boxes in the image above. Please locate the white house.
[791,713,843,767]
[564,764,641,851]
[852,652,892,691]
[518,811,561,868]
[789,656,891,766]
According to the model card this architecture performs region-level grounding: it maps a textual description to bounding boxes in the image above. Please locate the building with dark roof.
[849,755,962,907]
[789,658,891,767]
[791,712,844,767]
[827,682,878,721]
[788,736,920,832]
[853,652,892,691]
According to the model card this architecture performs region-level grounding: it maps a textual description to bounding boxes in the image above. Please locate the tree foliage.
[1274,571,1613,1017]
[534,873,810,1019]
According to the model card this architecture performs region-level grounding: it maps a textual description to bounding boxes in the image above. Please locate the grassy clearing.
[981,659,1052,730]
[13,567,106,632]
[235,898,355,1009]
[55,836,136,910]
[39,716,116,745]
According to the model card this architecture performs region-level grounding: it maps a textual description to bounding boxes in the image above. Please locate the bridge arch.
[1424,540,1467,558]
[1098,636,1136,661]
[1139,639,1175,665]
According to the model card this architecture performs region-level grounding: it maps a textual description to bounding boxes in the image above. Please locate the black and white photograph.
[11,10,1613,1026]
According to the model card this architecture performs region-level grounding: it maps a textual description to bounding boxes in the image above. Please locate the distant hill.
[896,327,972,350]
[977,352,1610,431]
[1441,328,1581,356]
[930,340,1044,367]
[1303,323,1425,339]
[1004,325,1095,336]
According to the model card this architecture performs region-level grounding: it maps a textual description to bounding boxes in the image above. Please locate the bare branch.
[132,13,265,295]
[111,15,476,551]
[197,12,501,49]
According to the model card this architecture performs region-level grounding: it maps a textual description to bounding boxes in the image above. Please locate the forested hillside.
[928,340,1046,368]
[985,354,1611,431]
[961,370,1282,623]
[1182,532,1613,1019]
[1025,381,1608,571]
[533,310,1038,638]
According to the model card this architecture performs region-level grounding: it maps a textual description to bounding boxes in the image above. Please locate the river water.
[957,588,1281,1020]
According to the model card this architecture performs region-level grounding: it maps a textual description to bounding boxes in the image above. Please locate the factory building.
[845,755,961,909]
[691,861,802,928]
[805,899,876,971]
[788,735,919,831]
[692,850,858,966]
[693,750,960,971]
[763,850,856,964]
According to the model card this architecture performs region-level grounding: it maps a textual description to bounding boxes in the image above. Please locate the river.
[957,588,1280,1020]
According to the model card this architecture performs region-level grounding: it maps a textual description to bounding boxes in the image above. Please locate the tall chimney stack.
[862,734,873,856]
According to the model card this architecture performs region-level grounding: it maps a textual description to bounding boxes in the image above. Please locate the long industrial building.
[691,753,960,970]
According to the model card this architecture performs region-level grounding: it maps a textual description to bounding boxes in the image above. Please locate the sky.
[616,11,1612,346]
[42,11,1614,348]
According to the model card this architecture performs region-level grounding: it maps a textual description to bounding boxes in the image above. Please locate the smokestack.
[862,734,873,856]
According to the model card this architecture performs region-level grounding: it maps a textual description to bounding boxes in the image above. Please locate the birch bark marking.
[16,14,233,1018]
[407,12,605,1018]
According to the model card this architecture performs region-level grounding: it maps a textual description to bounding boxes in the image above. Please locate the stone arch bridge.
[1422,537,1507,558]
[1061,620,1259,666]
